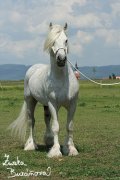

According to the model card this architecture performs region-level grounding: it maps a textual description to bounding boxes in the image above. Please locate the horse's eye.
[65,40,68,44]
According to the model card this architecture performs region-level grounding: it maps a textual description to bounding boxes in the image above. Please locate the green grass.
[0,80,120,180]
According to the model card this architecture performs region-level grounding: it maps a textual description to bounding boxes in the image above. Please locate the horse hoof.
[47,146,62,158]
[24,145,36,151]
[68,146,79,156]
[24,140,38,151]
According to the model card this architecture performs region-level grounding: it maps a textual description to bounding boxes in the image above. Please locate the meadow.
[0,80,120,180]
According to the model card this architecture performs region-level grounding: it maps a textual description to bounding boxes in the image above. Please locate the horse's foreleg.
[47,102,62,158]
[63,101,78,156]
[24,97,37,151]
[44,106,54,146]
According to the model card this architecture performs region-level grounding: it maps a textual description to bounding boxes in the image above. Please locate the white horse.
[9,23,79,158]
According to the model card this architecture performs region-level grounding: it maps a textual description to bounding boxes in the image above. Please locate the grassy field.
[0,80,120,180]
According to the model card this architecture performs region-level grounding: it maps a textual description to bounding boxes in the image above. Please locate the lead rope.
[67,59,120,86]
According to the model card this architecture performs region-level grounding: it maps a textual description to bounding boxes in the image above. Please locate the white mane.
[44,25,67,53]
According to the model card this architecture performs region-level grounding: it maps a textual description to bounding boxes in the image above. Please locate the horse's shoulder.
[25,64,48,80]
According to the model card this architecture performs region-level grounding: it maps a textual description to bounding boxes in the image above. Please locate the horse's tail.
[8,101,28,141]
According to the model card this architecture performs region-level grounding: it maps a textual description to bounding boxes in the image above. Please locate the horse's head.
[51,23,68,67]
[44,23,69,67]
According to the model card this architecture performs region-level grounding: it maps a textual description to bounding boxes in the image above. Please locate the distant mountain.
[78,65,120,79]
[0,64,120,80]
[0,64,30,80]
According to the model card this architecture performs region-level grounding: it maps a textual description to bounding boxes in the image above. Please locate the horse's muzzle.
[57,56,67,67]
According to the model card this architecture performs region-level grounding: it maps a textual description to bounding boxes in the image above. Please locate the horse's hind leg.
[44,106,54,146]
[24,97,37,151]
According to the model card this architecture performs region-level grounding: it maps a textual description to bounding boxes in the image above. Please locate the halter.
[55,48,66,55]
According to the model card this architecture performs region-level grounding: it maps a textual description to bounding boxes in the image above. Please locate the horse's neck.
[50,54,69,79]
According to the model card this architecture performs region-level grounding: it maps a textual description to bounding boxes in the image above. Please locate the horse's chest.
[56,86,68,102]
[48,82,68,100]
[47,79,78,104]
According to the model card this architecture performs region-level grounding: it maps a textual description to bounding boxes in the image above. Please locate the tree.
[109,75,112,79]
[112,73,116,79]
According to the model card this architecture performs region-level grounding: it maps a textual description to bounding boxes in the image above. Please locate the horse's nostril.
[64,56,67,61]
[57,55,67,67]
[58,56,61,61]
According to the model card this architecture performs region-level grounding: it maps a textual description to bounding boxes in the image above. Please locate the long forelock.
[44,25,65,53]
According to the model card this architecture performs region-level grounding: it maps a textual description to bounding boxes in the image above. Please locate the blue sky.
[0,0,120,66]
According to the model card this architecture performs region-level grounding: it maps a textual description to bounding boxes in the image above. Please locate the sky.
[0,0,120,66]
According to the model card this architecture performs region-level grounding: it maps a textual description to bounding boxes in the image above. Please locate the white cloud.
[54,0,87,10]
[111,1,120,17]
[0,34,9,48]
[77,31,93,44]
[99,13,112,28]
[0,0,120,66]
[38,0,87,26]
[26,21,47,35]
[72,13,103,29]
[0,35,42,58]
[10,11,23,23]
[69,30,93,58]
[0,0,87,59]
[96,29,120,47]
[69,40,83,55]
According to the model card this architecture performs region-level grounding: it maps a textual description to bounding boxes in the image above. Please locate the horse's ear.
[64,23,68,30]
[49,22,53,29]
